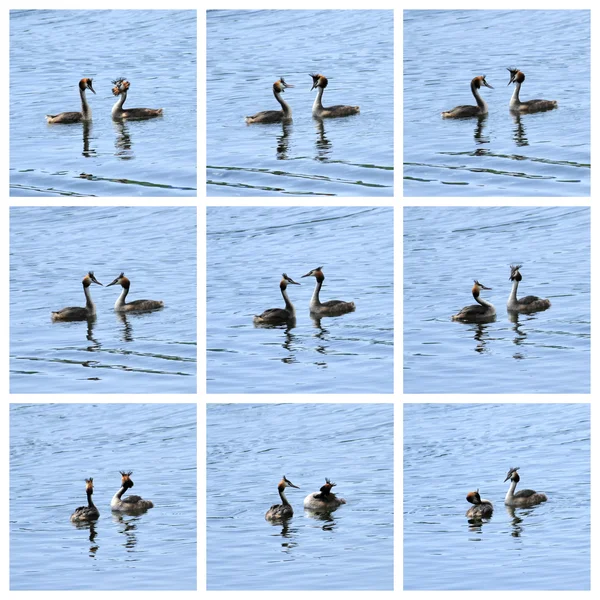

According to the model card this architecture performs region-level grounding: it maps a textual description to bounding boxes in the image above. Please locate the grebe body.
[46,78,96,124]
[253,273,300,325]
[106,273,164,312]
[111,78,163,119]
[111,471,154,512]
[465,489,493,519]
[71,477,100,522]
[504,467,547,507]
[51,272,103,321]
[245,78,294,124]
[301,267,355,316]
[507,265,551,312]
[507,69,557,113]
[265,476,300,520]
[304,478,346,512]
[309,74,359,118]
[451,280,496,322]
[441,76,493,118]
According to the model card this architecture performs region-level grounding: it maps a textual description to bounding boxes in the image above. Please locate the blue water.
[10,206,197,393]
[10,403,197,590]
[404,206,590,393]
[207,9,393,196]
[10,9,197,196]
[207,206,394,393]
[404,403,590,590]
[207,403,394,590]
[404,10,590,196]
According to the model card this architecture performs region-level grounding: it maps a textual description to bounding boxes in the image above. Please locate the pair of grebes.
[254,267,355,325]
[245,74,360,123]
[70,471,154,522]
[51,272,163,322]
[46,77,163,124]
[442,68,558,118]
[452,264,551,323]
[265,476,346,520]
[466,467,548,520]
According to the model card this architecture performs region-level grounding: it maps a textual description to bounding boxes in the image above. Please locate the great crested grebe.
[71,477,100,522]
[253,273,300,325]
[111,471,154,512]
[106,273,164,312]
[245,77,294,124]
[51,272,103,321]
[111,78,163,119]
[504,467,547,507]
[451,280,496,322]
[309,74,360,118]
[441,76,494,118]
[304,478,346,512]
[301,267,355,316]
[507,265,551,313]
[46,78,96,124]
[265,475,300,520]
[465,489,493,519]
[507,69,558,113]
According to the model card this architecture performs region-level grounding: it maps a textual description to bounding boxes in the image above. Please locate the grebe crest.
[301,266,355,316]
[106,272,164,312]
[46,78,96,124]
[253,273,300,326]
[70,477,100,522]
[504,467,547,507]
[265,475,300,521]
[507,265,551,313]
[51,271,103,322]
[309,73,360,118]
[451,279,496,322]
[441,75,493,119]
[304,477,347,512]
[245,77,295,124]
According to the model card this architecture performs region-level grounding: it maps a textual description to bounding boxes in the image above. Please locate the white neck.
[471,81,487,112]
[475,291,492,309]
[310,278,323,308]
[510,81,522,107]
[112,90,127,116]
[80,87,92,119]
[111,485,128,507]
[274,88,291,117]
[505,478,518,503]
[84,284,96,314]
[115,286,129,310]
[313,86,325,114]
[507,278,520,308]
[281,285,295,315]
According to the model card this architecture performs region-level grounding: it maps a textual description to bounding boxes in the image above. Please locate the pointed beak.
[106,277,119,287]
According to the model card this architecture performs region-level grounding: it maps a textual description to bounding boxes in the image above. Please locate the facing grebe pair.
[253,267,355,325]
[442,70,557,118]
[265,476,346,520]
[52,272,163,321]
[246,74,359,124]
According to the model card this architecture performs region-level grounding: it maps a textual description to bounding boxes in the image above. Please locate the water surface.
[207,10,393,196]
[404,403,590,590]
[404,10,590,196]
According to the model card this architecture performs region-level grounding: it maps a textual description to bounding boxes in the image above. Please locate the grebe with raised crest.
[51,272,103,321]
[442,76,493,118]
[507,265,551,313]
[304,478,346,511]
[111,471,154,512]
[309,74,359,118]
[46,78,96,124]
[111,78,163,119]
[71,477,100,522]
[507,69,557,113]
[245,78,294,124]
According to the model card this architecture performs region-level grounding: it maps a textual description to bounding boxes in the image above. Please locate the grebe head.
[509,265,523,282]
[301,266,324,281]
[473,280,491,295]
[281,273,300,289]
[320,478,336,495]
[273,77,294,94]
[85,477,94,494]
[473,75,493,90]
[107,272,130,289]
[279,475,300,491]
[504,466,520,483]
[112,78,130,96]
[83,271,103,288]
[507,68,525,86]
[309,73,328,90]
[79,78,96,94]
[120,470,135,489]
[466,489,482,505]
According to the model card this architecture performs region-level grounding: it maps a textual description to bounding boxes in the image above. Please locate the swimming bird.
[46,78,96,124]
[507,68,558,113]
[304,478,346,512]
[451,280,496,322]
[465,489,493,519]
[309,74,359,118]
[301,266,355,316]
[265,476,300,520]
[504,467,547,507]
[51,272,103,321]
[441,76,493,118]
[106,273,164,312]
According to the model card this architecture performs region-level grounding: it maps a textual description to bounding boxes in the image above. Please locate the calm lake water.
[207,206,394,393]
[10,206,197,393]
[10,10,197,197]
[10,403,197,590]
[404,206,590,393]
[404,403,590,590]
[207,403,394,590]
[207,10,393,196]
[404,10,590,196]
